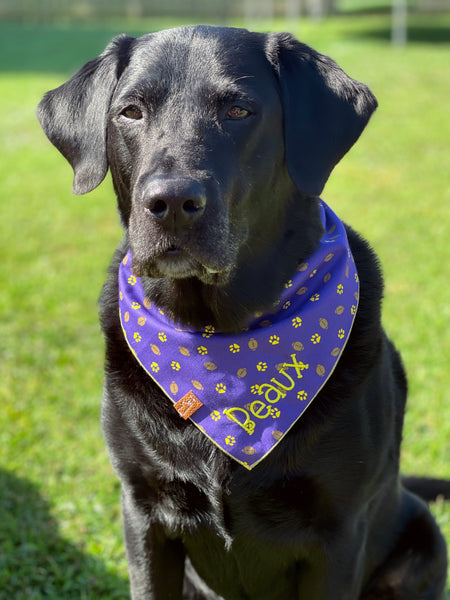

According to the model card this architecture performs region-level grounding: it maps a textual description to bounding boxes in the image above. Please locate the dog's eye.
[227,106,250,120]
[122,106,143,120]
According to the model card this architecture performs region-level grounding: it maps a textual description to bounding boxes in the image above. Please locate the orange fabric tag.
[174,391,203,420]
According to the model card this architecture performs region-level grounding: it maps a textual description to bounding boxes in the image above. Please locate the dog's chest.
[181,493,319,600]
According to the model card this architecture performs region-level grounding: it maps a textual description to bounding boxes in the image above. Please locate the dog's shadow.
[0,468,128,599]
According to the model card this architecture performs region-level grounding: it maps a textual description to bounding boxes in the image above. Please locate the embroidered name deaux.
[118,201,360,469]
[223,353,309,435]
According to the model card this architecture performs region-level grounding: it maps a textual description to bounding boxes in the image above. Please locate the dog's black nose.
[143,177,206,231]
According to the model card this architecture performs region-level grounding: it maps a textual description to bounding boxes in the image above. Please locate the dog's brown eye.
[122,106,143,120]
[227,106,250,120]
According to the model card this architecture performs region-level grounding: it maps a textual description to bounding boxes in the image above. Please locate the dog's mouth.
[155,245,195,277]
[131,243,231,285]
[165,245,183,256]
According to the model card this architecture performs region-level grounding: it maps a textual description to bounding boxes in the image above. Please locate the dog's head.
[37,26,376,327]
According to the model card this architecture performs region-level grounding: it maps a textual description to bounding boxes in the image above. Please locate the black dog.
[38,26,448,599]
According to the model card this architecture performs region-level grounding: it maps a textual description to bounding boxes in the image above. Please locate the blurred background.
[1,1,449,598]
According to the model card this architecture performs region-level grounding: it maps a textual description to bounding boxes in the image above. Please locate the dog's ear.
[268,33,377,197]
[37,34,135,195]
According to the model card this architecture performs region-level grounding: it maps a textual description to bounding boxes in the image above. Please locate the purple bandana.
[118,201,359,469]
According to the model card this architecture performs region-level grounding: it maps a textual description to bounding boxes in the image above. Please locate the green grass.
[1,12,449,598]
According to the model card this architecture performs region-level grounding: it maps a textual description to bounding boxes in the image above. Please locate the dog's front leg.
[122,488,186,600]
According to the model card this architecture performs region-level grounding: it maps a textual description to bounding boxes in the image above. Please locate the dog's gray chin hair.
[199,266,233,286]
[204,266,220,275]
[130,256,232,286]
[162,263,233,286]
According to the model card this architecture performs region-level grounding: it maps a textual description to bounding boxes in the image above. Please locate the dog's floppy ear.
[37,34,135,195]
[269,33,377,197]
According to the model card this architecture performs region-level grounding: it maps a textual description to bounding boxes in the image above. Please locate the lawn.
[1,11,449,599]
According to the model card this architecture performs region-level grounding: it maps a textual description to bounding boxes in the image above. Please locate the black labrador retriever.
[37,26,448,600]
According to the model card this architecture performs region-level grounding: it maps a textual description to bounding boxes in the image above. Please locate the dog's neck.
[141,271,275,333]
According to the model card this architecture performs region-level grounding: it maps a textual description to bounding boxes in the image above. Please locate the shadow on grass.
[0,468,128,600]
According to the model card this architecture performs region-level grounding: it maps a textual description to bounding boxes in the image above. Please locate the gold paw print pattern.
[202,325,215,338]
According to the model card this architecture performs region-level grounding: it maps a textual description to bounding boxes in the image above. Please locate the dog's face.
[107,29,287,285]
[37,26,377,328]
